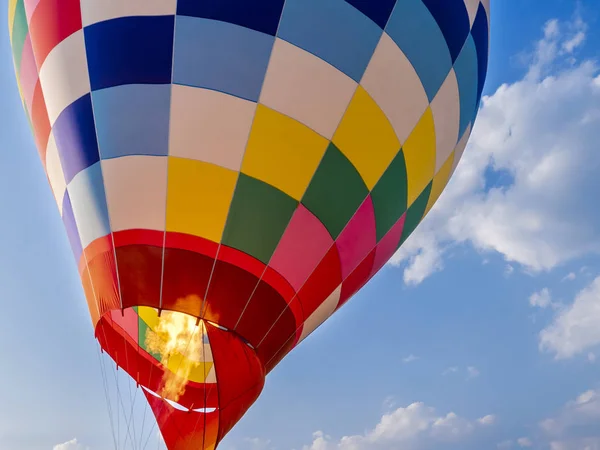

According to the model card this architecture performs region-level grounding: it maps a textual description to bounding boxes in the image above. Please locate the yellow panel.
[8,0,17,40]
[403,107,437,207]
[332,86,400,189]
[425,150,454,215]
[166,354,213,383]
[138,306,160,330]
[241,104,329,200]
[166,157,238,243]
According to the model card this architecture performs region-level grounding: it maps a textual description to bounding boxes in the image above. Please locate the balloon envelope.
[8,0,490,448]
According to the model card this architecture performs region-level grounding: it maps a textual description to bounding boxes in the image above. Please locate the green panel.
[400,182,432,246]
[301,143,369,239]
[138,316,162,362]
[11,0,28,72]
[222,173,299,264]
[371,149,408,242]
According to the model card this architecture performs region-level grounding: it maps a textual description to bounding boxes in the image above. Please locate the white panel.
[102,155,168,232]
[67,163,111,248]
[298,285,342,343]
[464,0,480,26]
[431,69,460,172]
[45,133,67,214]
[361,33,430,144]
[451,123,472,175]
[39,30,90,127]
[169,85,256,171]
[81,0,178,26]
[260,38,357,139]
[480,0,491,27]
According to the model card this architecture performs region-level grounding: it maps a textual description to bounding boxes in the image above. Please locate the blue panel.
[53,94,100,184]
[277,0,382,82]
[471,3,489,108]
[386,0,452,101]
[85,16,175,91]
[344,0,397,29]
[67,162,111,249]
[93,84,172,159]
[62,192,83,262]
[454,34,478,138]
[421,0,470,62]
[177,0,285,36]
[173,16,274,102]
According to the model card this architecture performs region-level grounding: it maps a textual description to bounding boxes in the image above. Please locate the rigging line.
[138,393,149,450]
[122,380,140,450]
[141,414,157,450]
[122,346,138,450]
[97,345,119,450]
[110,357,137,449]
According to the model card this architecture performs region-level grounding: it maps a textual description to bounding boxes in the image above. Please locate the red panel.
[263,331,296,374]
[161,246,213,317]
[202,258,260,330]
[28,0,82,67]
[207,324,264,441]
[113,229,163,248]
[297,245,342,319]
[144,392,220,450]
[166,232,218,259]
[218,245,264,280]
[234,280,297,348]
[116,244,163,310]
[30,81,50,162]
[255,297,301,368]
[338,249,376,309]
[262,266,296,303]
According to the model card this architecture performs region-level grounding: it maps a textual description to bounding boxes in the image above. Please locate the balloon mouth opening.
[140,385,217,413]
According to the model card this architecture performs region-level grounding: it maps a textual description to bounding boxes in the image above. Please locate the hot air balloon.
[8,0,490,448]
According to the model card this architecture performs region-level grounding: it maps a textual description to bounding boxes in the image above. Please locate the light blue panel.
[173,16,275,102]
[67,162,111,249]
[453,33,478,139]
[386,0,452,101]
[277,0,382,83]
[92,84,172,159]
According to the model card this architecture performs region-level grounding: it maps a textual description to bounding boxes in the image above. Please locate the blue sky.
[2,1,600,450]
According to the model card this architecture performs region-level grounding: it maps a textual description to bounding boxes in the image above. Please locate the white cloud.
[302,402,494,450]
[53,439,88,450]
[540,389,600,439]
[588,352,596,363]
[539,276,600,358]
[562,272,576,282]
[389,15,600,285]
[549,437,600,450]
[517,437,533,447]
[529,288,554,309]
[467,366,480,380]
[403,354,419,363]
[497,440,514,449]
[442,366,458,376]
[477,414,496,425]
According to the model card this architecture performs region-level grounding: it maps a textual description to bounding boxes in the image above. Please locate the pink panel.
[24,0,43,21]
[370,213,406,277]
[110,308,139,342]
[336,196,377,279]
[19,34,39,114]
[270,204,334,292]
